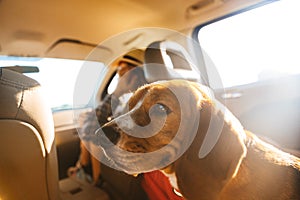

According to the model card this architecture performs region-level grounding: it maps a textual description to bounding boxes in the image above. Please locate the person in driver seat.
[69,49,150,199]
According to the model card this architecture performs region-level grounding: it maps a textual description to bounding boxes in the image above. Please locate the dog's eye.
[149,103,171,116]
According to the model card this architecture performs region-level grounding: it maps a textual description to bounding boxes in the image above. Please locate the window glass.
[0,56,105,111]
[197,0,300,89]
[107,72,119,94]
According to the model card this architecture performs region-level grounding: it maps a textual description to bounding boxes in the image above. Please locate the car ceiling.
[0,0,267,60]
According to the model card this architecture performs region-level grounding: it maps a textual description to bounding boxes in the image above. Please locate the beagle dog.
[96,80,300,199]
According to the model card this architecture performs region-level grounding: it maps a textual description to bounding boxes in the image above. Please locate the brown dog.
[97,80,300,200]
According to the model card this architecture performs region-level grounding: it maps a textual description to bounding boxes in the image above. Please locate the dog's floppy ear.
[174,94,247,199]
[127,84,149,109]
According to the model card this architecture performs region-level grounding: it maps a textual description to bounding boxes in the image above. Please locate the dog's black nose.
[101,122,120,145]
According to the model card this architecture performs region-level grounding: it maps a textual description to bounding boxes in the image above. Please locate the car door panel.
[214,74,300,150]
[53,110,82,180]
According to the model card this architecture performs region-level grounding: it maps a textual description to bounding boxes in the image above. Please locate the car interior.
[1,0,300,199]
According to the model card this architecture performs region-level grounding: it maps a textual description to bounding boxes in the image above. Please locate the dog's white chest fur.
[161,171,181,192]
[161,171,185,197]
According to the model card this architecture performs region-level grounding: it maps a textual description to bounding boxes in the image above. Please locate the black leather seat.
[144,40,201,83]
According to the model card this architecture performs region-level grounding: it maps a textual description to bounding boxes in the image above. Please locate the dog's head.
[96,79,247,198]
[96,80,207,172]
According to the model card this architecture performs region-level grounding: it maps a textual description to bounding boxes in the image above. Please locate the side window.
[196,0,300,89]
[107,71,119,94]
[0,56,106,111]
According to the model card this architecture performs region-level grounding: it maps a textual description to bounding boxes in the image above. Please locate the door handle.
[221,92,242,99]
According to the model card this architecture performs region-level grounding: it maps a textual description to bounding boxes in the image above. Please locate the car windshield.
[0,56,105,112]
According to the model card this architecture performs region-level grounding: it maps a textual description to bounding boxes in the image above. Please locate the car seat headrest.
[144,41,200,83]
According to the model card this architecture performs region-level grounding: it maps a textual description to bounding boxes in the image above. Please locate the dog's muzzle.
[95,120,121,147]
